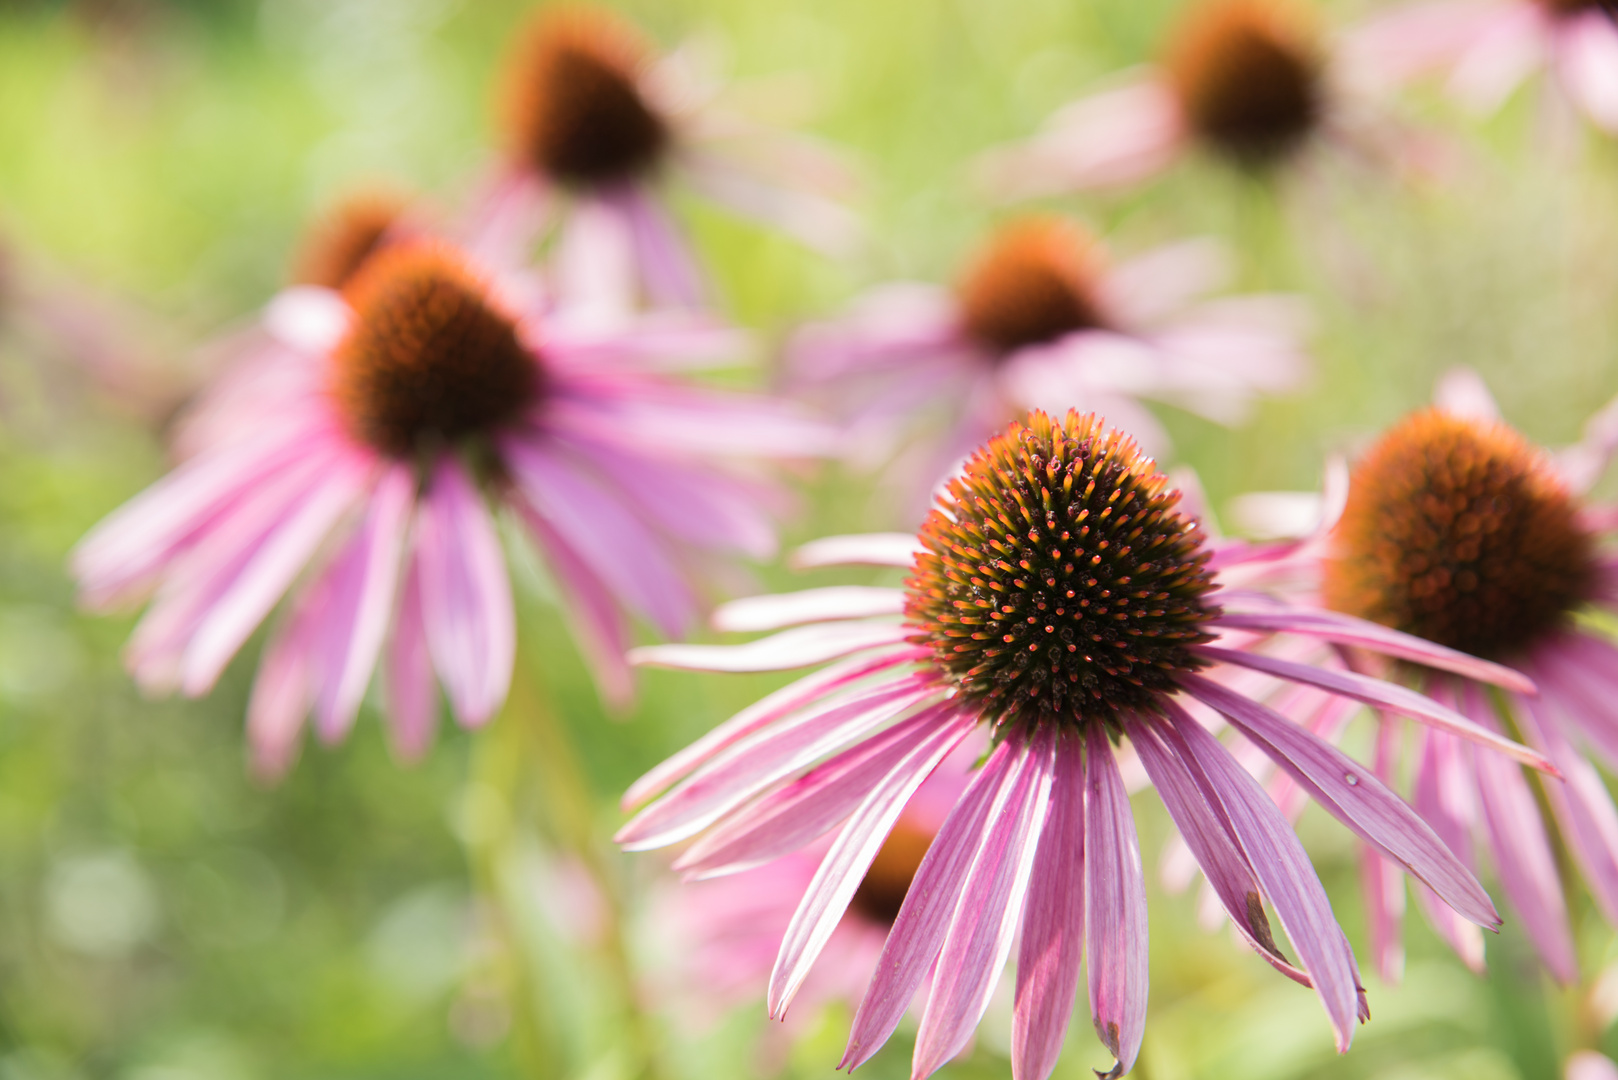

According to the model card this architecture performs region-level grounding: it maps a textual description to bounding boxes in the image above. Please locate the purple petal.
[842,736,1018,1072]
[1210,601,1534,694]
[1162,702,1362,1052]
[414,459,515,728]
[608,182,706,307]
[1012,731,1086,1080]
[767,707,980,1018]
[516,506,633,708]
[1084,723,1149,1079]
[245,586,326,780]
[629,622,913,673]
[913,729,1056,1080]
[615,674,942,851]
[1194,644,1557,774]
[1180,673,1499,929]
[383,555,437,762]
[620,646,924,809]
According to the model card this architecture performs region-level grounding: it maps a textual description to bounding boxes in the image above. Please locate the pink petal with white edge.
[504,438,696,637]
[1458,683,1577,981]
[913,729,1055,1080]
[1083,723,1149,1079]
[713,587,906,633]
[1212,596,1533,692]
[1012,731,1086,1080]
[1560,13,1618,133]
[515,506,633,709]
[312,465,414,743]
[1164,702,1364,1049]
[767,707,980,1019]
[179,455,373,695]
[676,702,966,878]
[975,75,1185,199]
[383,553,437,762]
[1193,644,1556,774]
[621,646,925,809]
[630,621,912,673]
[414,459,515,729]
[790,533,921,570]
[1128,718,1315,988]
[841,734,1020,1071]
[1568,1051,1618,1080]
[616,674,942,851]
[1180,673,1498,929]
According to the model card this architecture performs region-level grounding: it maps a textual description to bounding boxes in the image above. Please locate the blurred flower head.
[72,234,825,777]
[617,409,1537,1080]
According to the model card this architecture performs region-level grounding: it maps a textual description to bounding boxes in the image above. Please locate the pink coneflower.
[474,5,858,308]
[617,409,1547,1080]
[72,238,823,775]
[1342,0,1618,134]
[1569,1050,1618,1080]
[976,0,1387,198]
[789,217,1307,498]
[1224,369,1618,984]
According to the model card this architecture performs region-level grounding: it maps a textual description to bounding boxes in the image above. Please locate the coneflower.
[618,409,1546,1080]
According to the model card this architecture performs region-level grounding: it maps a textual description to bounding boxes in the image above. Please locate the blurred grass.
[2,0,1618,1078]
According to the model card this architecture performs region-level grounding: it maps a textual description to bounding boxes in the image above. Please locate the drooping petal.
[790,532,921,570]
[629,622,913,673]
[1012,731,1086,1080]
[1180,673,1499,930]
[616,675,942,851]
[842,737,1020,1072]
[1163,701,1362,1052]
[1084,723,1150,1080]
[713,587,907,632]
[767,706,980,1018]
[414,459,515,728]
[245,583,327,781]
[913,729,1056,1080]
[383,550,437,762]
[1561,13,1618,134]
[1194,644,1556,774]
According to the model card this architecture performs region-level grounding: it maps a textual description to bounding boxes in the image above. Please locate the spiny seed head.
[293,191,409,292]
[1323,409,1598,661]
[503,6,670,188]
[330,244,541,459]
[1165,0,1323,165]
[957,219,1109,356]
[848,819,933,926]
[906,410,1219,733]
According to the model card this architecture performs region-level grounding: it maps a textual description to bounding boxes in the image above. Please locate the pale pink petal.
[608,183,708,308]
[245,584,327,781]
[790,532,921,570]
[1083,723,1149,1079]
[677,148,863,258]
[1557,391,1618,494]
[1336,0,1509,92]
[713,587,906,633]
[1459,682,1577,981]
[1408,708,1488,973]
[414,459,515,728]
[383,552,437,762]
[975,75,1187,199]
[1194,644,1556,773]
[515,507,633,709]
[767,706,980,1018]
[621,646,924,809]
[553,192,639,318]
[615,674,942,851]
[912,730,1056,1080]
[841,735,1018,1071]
[676,702,968,878]
[1181,673,1499,929]
[1362,848,1406,985]
[1096,239,1230,328]
[262,286,351,354]
[1012,731,1086,1080]
[629,621,912,673]
[1434,365,1502,420]
[1560,14,1618,133]
[312,465,414,742]
[1568,1050,1618,1080]
[1164,701,1362,1051]
[1447,4,1549,114]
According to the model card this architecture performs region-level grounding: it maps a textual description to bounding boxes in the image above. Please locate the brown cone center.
[330,244,541,459]
[848,819,935,926]
[958,220,1109,357]
[294,193,407,292]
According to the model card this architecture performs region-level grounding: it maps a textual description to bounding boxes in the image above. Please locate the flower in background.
[1342,0,1618,134]
[1223,368,1618,984]
[474,5,859,308]
[976,0,1398,198]
[789,217,1307,514]
[73,237,825,776]
[617,409,1543,1080]
[1569,1050,1618,1080]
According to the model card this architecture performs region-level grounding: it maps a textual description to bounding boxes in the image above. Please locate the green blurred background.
[2,0,1618,1077]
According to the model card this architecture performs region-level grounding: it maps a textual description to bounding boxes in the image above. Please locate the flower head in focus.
[975,0,1401,198]
[474,4,860,308]
[72,236,825,777]
[1222,368,1618,984]
[789,217,1308,512]
[1342,0,1618,134]
[617,409,1545,1080]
